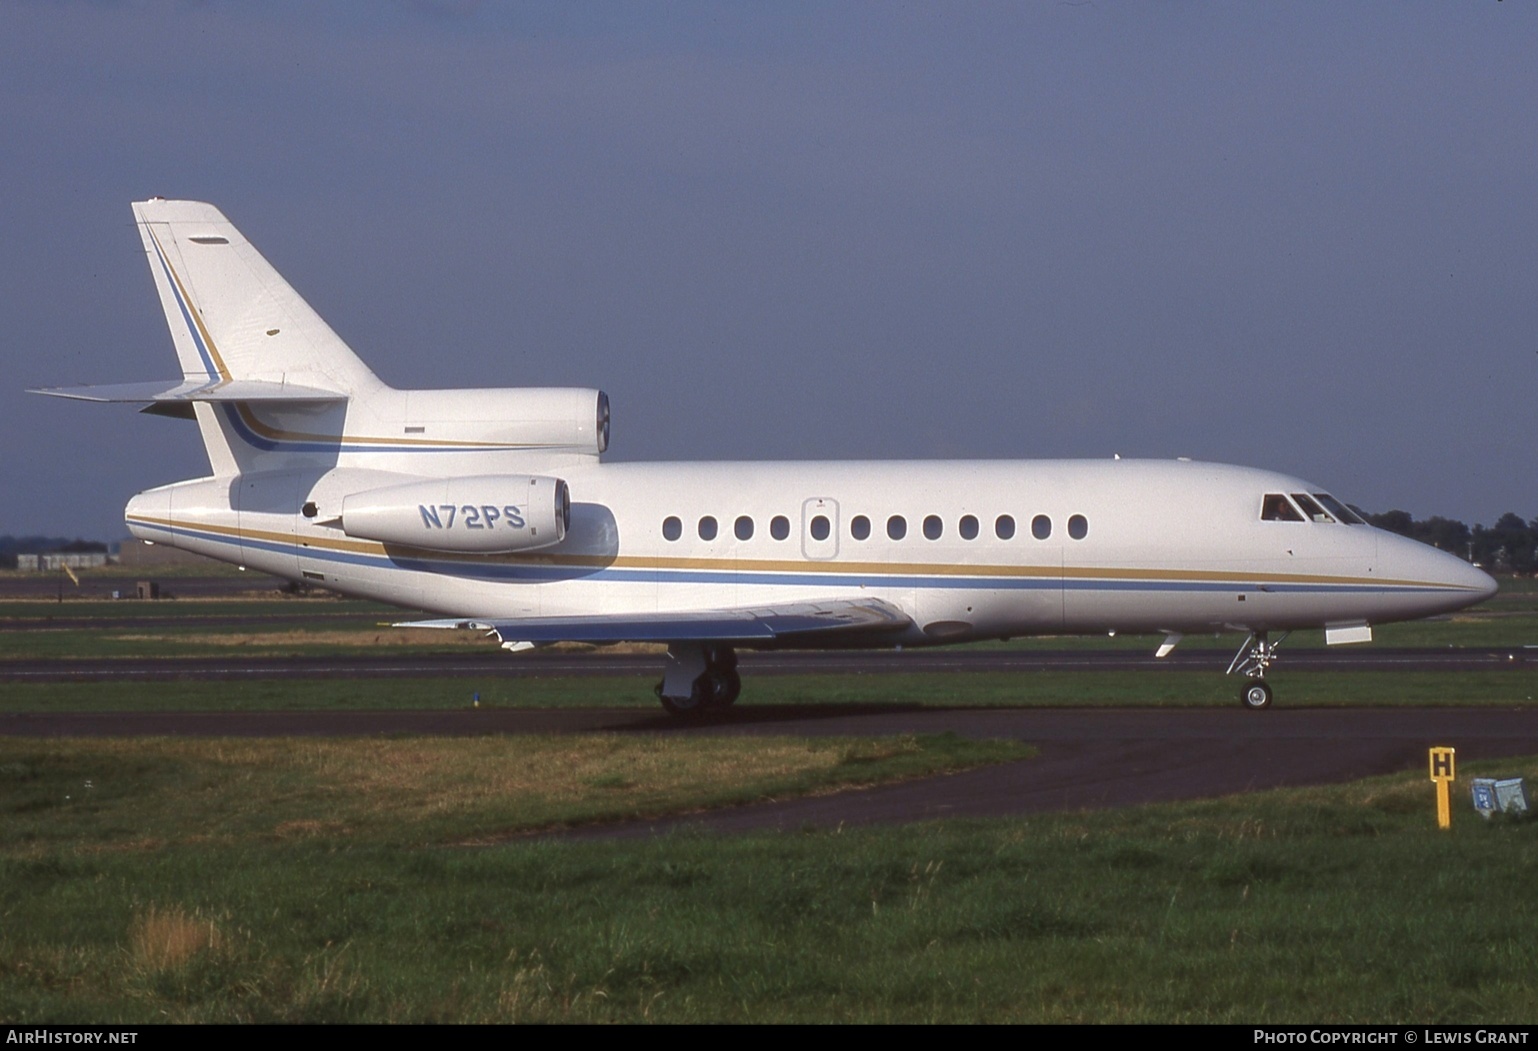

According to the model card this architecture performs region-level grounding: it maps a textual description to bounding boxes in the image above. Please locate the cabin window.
[1261,494,1304,522]
[851,515,871,540]
[960,515,979,540]
[735,515,754,541]
[770,515,790,541]
[663,516,682,541]
[1068,514,1088,540]
[1032,514,1052,540]
[698,516,718,541]
[1292,493,1335,523]
[923,515,943,540]
[887,515,907,540]
[810,515,831,541]
[995,514,1016,540]
[1314,493,1366,524]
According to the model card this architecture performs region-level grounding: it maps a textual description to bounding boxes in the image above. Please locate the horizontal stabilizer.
[29,378,347,404]
[395,598,911,645]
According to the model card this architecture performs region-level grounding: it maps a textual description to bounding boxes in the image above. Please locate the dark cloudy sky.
[3,2,1534,539]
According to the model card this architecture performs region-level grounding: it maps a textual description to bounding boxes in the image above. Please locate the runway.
[1,644,1530,682]
[5,705,1535,834]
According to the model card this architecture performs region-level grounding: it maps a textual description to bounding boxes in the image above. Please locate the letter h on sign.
[1429,747,1456,782]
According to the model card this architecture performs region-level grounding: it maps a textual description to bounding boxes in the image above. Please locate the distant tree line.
[1362,510,1538,574]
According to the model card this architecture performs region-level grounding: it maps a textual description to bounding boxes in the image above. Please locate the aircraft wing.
[396,597,911,645]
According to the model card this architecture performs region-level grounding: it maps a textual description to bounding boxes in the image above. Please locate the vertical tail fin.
[133,199,384,397]
[34,201,606,481]
[134,199,387,475]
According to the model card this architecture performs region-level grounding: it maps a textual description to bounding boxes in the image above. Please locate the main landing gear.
[1227,631,1288,711]
[655,644,741,716]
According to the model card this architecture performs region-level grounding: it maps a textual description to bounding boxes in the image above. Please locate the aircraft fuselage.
[125,457,1493,649]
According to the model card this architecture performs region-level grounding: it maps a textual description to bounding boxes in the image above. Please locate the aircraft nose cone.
[1469,562,1499,603]
[1375,532,1498,618]
[1421,544,1497,610]
[1421,541,1498,600]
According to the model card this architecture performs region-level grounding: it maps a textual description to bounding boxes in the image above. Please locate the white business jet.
[34,200,1497,713]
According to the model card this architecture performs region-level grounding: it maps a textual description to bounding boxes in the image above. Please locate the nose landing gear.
[1227,631,1288,710]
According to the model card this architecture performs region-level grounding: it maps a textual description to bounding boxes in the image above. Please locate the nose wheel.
[1227,631,1287,711]
[1240,681,1273,710]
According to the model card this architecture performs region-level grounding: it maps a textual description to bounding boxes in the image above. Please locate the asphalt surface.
[2,645,1531,682]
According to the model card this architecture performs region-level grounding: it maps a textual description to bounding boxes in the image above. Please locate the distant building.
[15,552,110,571]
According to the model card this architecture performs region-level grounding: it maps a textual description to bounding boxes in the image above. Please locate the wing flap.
[394,598,911,645]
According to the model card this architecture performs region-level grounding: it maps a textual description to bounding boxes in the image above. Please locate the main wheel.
[1240,681,1273,711]
[656,678,707,716]
[706,668,741,708]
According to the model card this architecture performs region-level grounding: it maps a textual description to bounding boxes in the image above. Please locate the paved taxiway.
[2,645,1529,682]
[5,705,1535,834]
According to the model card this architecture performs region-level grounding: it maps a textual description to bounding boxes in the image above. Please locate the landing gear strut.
[655,644,740,716]
[1226,631,1288,710]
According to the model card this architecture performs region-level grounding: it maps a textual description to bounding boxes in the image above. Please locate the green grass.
[0,630,471,662]
[0,734,1029,849]
[0,596,428,661]
[3,740,1536,1022]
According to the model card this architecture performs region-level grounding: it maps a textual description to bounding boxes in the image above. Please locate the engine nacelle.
[401,388,610,456]
[340,475,570,553]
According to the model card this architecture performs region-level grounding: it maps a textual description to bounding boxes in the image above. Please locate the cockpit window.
[1291,493,1335,523]
[1313,493,1366,524]
[1261,494,1304,522]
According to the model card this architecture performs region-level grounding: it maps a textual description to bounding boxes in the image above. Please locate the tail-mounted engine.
[340,474,570,553]
[401,388,609,456]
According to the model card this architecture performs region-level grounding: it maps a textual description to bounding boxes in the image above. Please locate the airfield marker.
[1429,746,1456,830]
